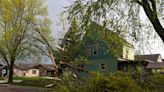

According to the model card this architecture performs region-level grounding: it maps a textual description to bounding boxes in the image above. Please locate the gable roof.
[62,22,133,48]
[14,63,37,70]
[135,54,161,62]
[39,64,56,71]
[146,62,164,69]
[14,63,56,71]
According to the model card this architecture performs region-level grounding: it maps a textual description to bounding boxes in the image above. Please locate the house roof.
[0,66,6,69]
[14,63,37,70]
[85,22,133,45]
[117,58,134,62]
[146,62,164,69]
[14,63,56,71]
[39,64,56,71]
[135,54,160,62]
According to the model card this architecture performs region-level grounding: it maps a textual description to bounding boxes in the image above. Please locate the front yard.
[12,77,54,88]
[0,77,55,92]
[0,76,55,87]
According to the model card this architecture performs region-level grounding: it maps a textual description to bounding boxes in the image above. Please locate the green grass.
[13,77,54,88]
[0,77,4,80]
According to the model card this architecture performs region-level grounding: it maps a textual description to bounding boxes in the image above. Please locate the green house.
[59,21,135,77]
[74,23,135,77]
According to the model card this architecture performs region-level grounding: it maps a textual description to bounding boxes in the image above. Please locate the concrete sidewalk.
[0,80,22,84]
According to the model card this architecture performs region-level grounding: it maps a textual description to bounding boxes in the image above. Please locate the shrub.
[87,72,144,92]
[52,72,145,92]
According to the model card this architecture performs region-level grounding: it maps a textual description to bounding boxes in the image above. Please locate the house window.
[125,50,129,58]
[92,45,98,56]
[86,45,92,56]
[100,63,106,70]
[32,70,36,74]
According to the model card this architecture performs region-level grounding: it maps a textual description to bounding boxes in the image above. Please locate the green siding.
[76,30,118,77]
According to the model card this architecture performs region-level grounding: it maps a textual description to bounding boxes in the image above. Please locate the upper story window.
[125,50,129,58]
[86,45,92,56]
[86,44,98,56]
[92,45,98,56]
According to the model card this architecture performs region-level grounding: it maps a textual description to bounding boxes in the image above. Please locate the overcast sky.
[45,0,164,58]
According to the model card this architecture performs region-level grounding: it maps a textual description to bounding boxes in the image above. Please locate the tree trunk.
[151,17,164,42]
[7,61,14,84]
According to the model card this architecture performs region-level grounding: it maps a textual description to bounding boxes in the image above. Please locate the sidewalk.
[0,80,22,84]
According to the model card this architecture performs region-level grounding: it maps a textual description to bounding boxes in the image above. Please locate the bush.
[53,74,87,92]
[52,72,144,92]
[87,72,144,92]
[52,71,164,92]
[143,73,164,92]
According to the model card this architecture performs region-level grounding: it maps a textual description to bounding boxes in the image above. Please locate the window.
[100,64,106,70]
[86,44,98,56]
[125,50,129,58]
[86,45,92,56]
[32,70,36,74]
[92,45,98,56]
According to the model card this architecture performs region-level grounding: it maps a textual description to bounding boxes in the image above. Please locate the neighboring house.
[13,63,56,77]
[122,44,134,60]
[135,54,164,73]
[0,64,8,77]
[118,54,164,73]
[0,64,3,76]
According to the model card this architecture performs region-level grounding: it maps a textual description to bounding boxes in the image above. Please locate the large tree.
[66,0,164,44]
[0,0,51,83]
[58,17,82,63]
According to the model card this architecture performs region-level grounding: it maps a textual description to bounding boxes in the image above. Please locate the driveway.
[0,84,46,92]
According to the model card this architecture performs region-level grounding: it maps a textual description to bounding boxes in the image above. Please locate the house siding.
[122,45,134,60]
[76,32,118,77]
[25,69,39,77]
[14,69,39,77]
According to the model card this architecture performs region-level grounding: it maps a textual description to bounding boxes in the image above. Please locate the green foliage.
[0,77,4,80]
[13,77,54,88]
[0,0,51,62]
[0,0,54,83]
[66,0,164,54]
[53,74,86,92]
[58,17,82,62]
[51,72,146,92]
[87,72,144,92]
[85,22,125,57]
[143,73,164,92]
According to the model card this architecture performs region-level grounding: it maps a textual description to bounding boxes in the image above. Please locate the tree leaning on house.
[0,0,52,83]
[57,17,82,63]
[67,0,164,42]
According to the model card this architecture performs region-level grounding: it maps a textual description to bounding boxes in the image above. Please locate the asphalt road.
[0,84,45,92]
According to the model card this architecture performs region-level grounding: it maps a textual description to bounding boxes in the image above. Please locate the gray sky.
[46,0,73,37]
[46,0,164,58]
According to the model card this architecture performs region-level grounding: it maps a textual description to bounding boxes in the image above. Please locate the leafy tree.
[0,0,51,83]
[58,17,82,63]
[31,18,58,68]
[66,0,164,45]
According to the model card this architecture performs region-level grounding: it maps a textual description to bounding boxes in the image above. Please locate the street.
[0,84,45,92]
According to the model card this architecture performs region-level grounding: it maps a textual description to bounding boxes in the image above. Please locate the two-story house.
[71,23,135,77]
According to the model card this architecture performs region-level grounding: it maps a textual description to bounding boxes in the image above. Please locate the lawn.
[0,77,4,80]
[13,77,55,88]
